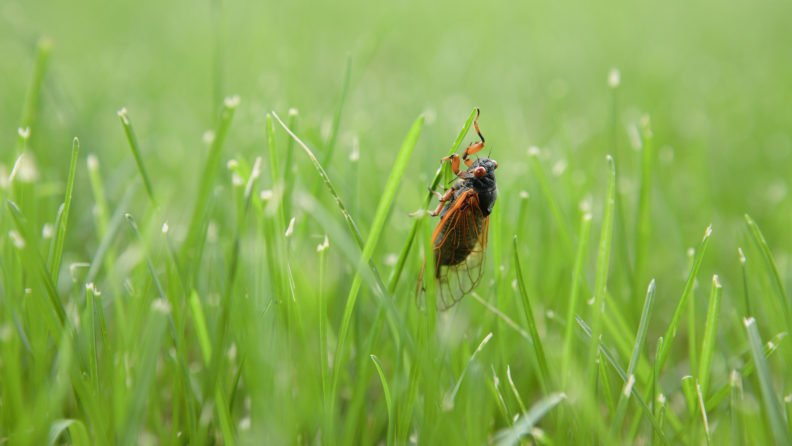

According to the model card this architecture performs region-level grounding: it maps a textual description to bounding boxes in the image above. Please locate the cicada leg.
[461,107,485,163]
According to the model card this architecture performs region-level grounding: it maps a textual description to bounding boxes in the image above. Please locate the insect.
[413,108,498,310]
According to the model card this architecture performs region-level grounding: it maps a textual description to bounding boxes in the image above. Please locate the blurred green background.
[3,0,791,283]
[2,0,792,443]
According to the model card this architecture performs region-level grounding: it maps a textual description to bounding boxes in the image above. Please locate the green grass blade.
[48,137,79,282]
[657,225,712,372]
[652,337,665,446]
[696,380,712,444]
[387,107,478,293]
[86,283,100,396]
[18,37,52,149]
[576,315,671,446]
[189,289,213,363]
[514,235,551,394]
[744,317,792,446]
[322,53,351,165]
[609,280,656,439]
[586,155,616,435]
[443,332,493,410]
[730,370,745,446]
[6,201,67,330]
[397,313,426,444]
[330,114,422,403]
[507,365,528,414]
[632,116,653,311]
[283,108,298,217]
[91,285,112,385]
[493,392,567,446]
[527,147,573,257]
[120,300,170,446]
[562,212,592,388]
[738,247,753,317]
[745,214,792,333]
[117,108,157,207]
[182,95,240,261]
[698,275,722,397]
[670,332,787,443]
[273,113,410,337]
[471,292,531,342]
[370,355,394,445]
[48,419,90,446]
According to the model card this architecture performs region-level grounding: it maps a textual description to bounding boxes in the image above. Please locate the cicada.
[414,108,498,310]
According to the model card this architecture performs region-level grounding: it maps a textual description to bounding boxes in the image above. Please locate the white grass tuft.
[519,190,529,199]
[18,127,30,139]
[608,68,621,88]
[162,222,169,233]
[704,225,713,238]
[349,136,360,161]
[738,247,746,264]
[224,95,241,108]
[117,107,129,124]
[260,190,273,201]
[527,146,541,157]
[743,317,755,327]
[623,374,636,396]
[288,108,298,117]
[42,223,53,239]
[87,154,99,171]
[285,217,296,237]
[226,159,238,170]
[8,230,25,249]
[202,130,216,145]
[151,298,172,314]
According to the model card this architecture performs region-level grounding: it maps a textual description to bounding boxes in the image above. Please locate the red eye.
[474,166,486,178]
[492,160,498,169]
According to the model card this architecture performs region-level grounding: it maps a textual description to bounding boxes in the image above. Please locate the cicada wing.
[431,191,489,310]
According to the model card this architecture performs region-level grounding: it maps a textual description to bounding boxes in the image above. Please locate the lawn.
[1,0,792,444]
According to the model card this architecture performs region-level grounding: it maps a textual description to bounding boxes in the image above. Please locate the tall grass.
[2,19,792,446]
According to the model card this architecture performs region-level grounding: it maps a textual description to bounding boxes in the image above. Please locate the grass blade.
[85,283,100,396]
[585,155,616,438]
[189,289,213,363]
[443,332,493,410]
[48,137,79,282]
[48,419,90,446]
[730,370,745,446]
[321,54,351,168]
[507,365,528,414]
[273,113,412,352]
[387,108,478,294]
[669,331,787,443]
[745,214,792,333]
[527,147,573,257]
[562,212,592,388]
[370,355,394,445]
[18,38,52,149]
[657,225,712,373]
[182,95,240,262]
[609,280,656,439]
[744,317,792,446]
[330,114,422,405]
[494,392,567,446]
[514,235,551,394]
[117,108,156,207]
[576,315,671,446]
[120,300,170,446]
[632,116,653,312]
[696,380,712,444]
[698,275,722,397]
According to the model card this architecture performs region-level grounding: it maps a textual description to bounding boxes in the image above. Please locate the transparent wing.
[430,190,489,310]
